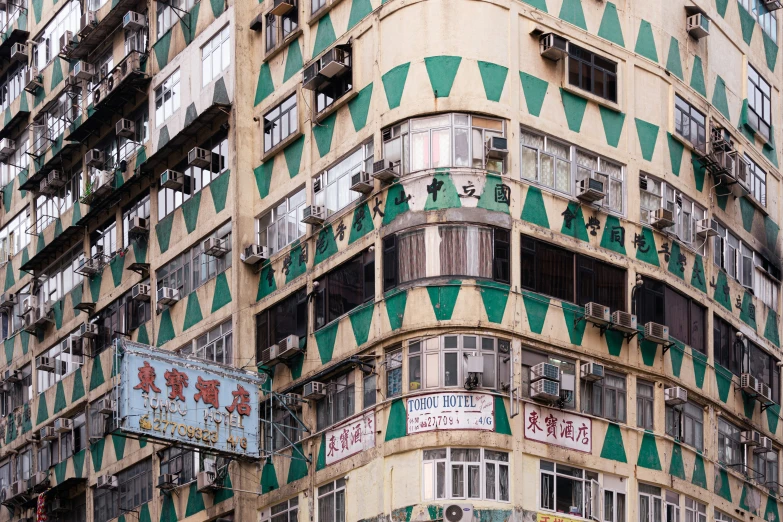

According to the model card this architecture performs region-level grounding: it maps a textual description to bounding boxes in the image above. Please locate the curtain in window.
[398,229,425,283]
[439,226,492,278]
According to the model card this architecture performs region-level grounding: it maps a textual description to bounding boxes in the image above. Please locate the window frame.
[539,459,598,518]
[316,477,346,522]
[314,249,375,331]
[674,95,707,152]
[264,93,298,153]
[582,371,627,423]
[256,186,306,254]
[201,25,231,87]
[154,69,181,126]
[567,43,618,103]
[423,448,509,502]
[747,65,772,142]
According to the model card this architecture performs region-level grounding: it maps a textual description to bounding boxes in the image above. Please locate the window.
[256,187,306,253]
[86,281,151,355]
[256,288,307,361]
[755,254,780,312]
[522,235,627,312]
[37,247,85,305]
[521,129,626,213]
[753,447,778,486]
[520,349,575,407]
[179,320,232,365]
[674,95,707,152]
[748,65,772,141]
[718,418,742,467]
[157,0,195,37]
[271,497,299,522]
[155,70,180,125]
[36,172,82,233]
[568,44,617,102]
[315,45,352,113]
[714,315,742,374]
[0,207,31,258]
[32,0,81,70]
[88,394,117,441]
[383,114,506,175]
[93,459,153,522]
[665,401,703,451]
[202,26,230,86]
[638,484,663,522]
[685,498,706,522]
[603,476,627,522]
[746,339,780,403]
[7,364,31,411]
[0,460,9,491]
[36,331,84,392]
[316,373,354,431]
[583,371,626,422]
[0,63,27,113]
[122,194,151,247]
[0,134,29,186]
[281,7,298,40]
[39,411,86,471]
[665,491,679,522]
[639,175,706,254]
[317,478,346,522]
[313,142,373,216]
[714,222,780,299]
[90,219,117,258]
[362,364,376,408]
[637,381,654,430]
[540,460,598,517]
[409,335,510,392]
[385,347,402,398]
[746,154,767,206]
[118,107,149,162]
[265,399,302,451]
[263,94,298,152]
[716,510,740,522]
[189,223,233,290]
[158,446,198,485]
[383,225,510,291]
[31,93,79,155]
[158,131,228,219]
[14,446,31,483]
[312,0,326,13]
[265,13,277,52]
[637,277,706,352]
[423,448,509,502]
[314,250,374,330]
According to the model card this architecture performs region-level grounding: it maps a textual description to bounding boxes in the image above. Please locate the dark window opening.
[637,277,705,352]
[256,287,308,362]
[315,249,375,330]
[568,44,617,103]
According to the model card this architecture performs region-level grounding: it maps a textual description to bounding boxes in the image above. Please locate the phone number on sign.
[408,414,493,431]
[139,415,251,450]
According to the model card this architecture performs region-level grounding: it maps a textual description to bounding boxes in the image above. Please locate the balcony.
[0,91,31,140]
[67,50,150,143]
[19,106,82,192]
[19,203,87,274]
[66,0,139,60]
[0,10,29,63]
[694,126,750,199]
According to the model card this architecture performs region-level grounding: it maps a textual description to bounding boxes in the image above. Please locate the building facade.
[0,0,781,521]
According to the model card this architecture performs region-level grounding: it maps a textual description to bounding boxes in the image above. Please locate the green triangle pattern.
[494,396,512,435]
[71,368,85,402]
[112,433,126,461]
[605,330,624,356]
[313,225,338,265]
[424,56,462,98]
[667,241,685,279]
[669,443,686,479]
[312,14,336,56]
[316,435,327,471]
[599,107,625,148]
[523,291,549,334]
[385,289,407,331]
[639,339,658,366]
[287,443,308,483]
[477,174,511,214]
[260,460,279,494]
[763,31,779,72]
[348,83,373,132]
[283,41,304,83]
[692,453,707,488]
[634,20,658,62]
[738,2,756,45]
[315,321,338,364]
[715,364,733,402]
[385,399,407,441]
[153,31,172,70]
[254,161,273,199]
[767,403,780,435]
[254,62,274,106]
[521,186,550,228]
[382,184,411,226]
[313,112,337,157]
[347,0,372,29]
[89,355,105,391]
[597,2,624,46]
[155,214,174,254]
[691,255,707,293]
[600,423,627,462]
[478,281,509,323]
[600,215,627,255]
[739,291,758,330]
[667,133,684,176]
[348,202,374,244]
[666,37,684,79]
[349,304,373,346]
[637,431,662,470]
[181,191,201,234]
[156,309,175,347]
[283,136,305,178]
[90,439,105,472]
[560,88,588,132]
[519,71,548,117]
[423,173,461,210]
[713,270,732,311]
[635,118,659,161]
[382,63,410,109]
[36,393,49,425]
[209,170,230,213]
[427,283,461,321]
[712,76,732,121]
[715,467,732,501]
[211,272,231,313]
[692,348,707,388]
[477,61,508,102]
[185,482,206,516]
[690,56,706,97]
[669,341,684,377]
[764,309,780,347]
[559,0,587,30]
[562,302,587,346]
[53,381,66,414]
[160,493,177,522]
[560,201,588,241]
[182,292,203,331]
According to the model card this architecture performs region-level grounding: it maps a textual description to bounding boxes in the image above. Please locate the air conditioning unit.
[741,373,758,394]
[276,334,301,359]
[301,205,326,225]
[4,369,19,383]
[643,322,669,344]
[22,295,38,312]
[73,61,95,80]
[485,136,508,159]
[49,498,69,514]
[197,471,216,493]
[577,177,605,203]
[48,170,66,189]
[30,471,48,491]
[39,177,54,196]
[65,335,82,356]
[98,397,116,415]
[11,480,24,497]
[157,287,180,306]
[530,362,560,382]
[0,138,15,159]
[741,430,761,446]
[281,393,302,407]
[0,293,16,310]
[371,159,398,182]
[115,118,135,138]
[10,42,26,62]
[76,257,102,277]
[40,426,57,441]
[581,362,604,382]
[651,208,675,229]
[664,386,688,406]
[242,244,269,265]
[319,47,350,78]
[350,170,373,194]
[36,356,55,372]
[687,13,710,39]
[96,474,118,490]
[203,237,228,257]
[270,0,295,15]
[203,459,216,474]
[530,379,561,402]
[128,216,149,236]
[755,381,772,402]
[22,309,37,332]
[695,218,718,238]
[261,344,282,365]
[540,32,569,60]
[122,11,146,30]
[157,474,178,491]
[584,302,610,325]
[188,147,212,169]
[79,11,97,37]
[611,310,637,333]
[302,61,324,91]
[80,322,99,339]
[755,436,774,453]
[54,417,73,433]
[444,504,474,522]
[84,149,105,168]
[58,31,76,58]
[760,0,783,11]
[23,68,42,93]
[303,381,325,400]
[132,283,150,302]
[160,169,184,190]
[92,170,113,196]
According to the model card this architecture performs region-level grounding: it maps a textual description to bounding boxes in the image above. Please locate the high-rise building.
[0,0,781,521]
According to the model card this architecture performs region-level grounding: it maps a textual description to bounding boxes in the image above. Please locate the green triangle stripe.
[559,0,587,30]
[668,341,684,377]
[312,14,336,56]
[385,289,407,331]
[477,61,508,102]
[600,214,627,255]
[90,439,105,472]
[478,281,510,323]
[667,133,685,176]
[715,467,732,501]
[254,161,273,199]
[560,201,589,241]
[764,309,781,347]
[112,433,126,461]
[635,118,659,161]
[73,449,86,478]
[348,83,373,132]
[424,55,462,98]
[89,355,105,391]
[349,303,373,346]
[427,283,461,321]
[185,481,207,516]
[182,292,203,331]
[739,291,758,330]
[315,435,327,471]
[155,214,174,254]
[767,403,781,436]
[600,423,627,462]
[738,2,756,45]
[313,112,337,157]
[36,393,49,425]
[562,302,587,346]
[597,2,624,46]
[348,202,375,244]
[605,330,624,356]
[715,364,733,402]
[634,20,658,63]
[667,241,685,279]
[637,431,662,470]
[639,339,658,366]
[347,0,372,29]
[260,460,279,494]
[313,225,338,265]
[153,31,172,70]
[713,270,732,311]
[691,453,707,488]
[423,173,461,210]
[669,443,686,479]
[690,56,706,97]
[211,272,232,313]
[477,174,511,214]
[763,31,779,72]
[315,321,338,364]
[599,106,625,148]
[156,309,175,347]
[521,186,550,228]
[287,443,308,483]
[382,184,411,226]
[560,88,588,132]
[519,71,548,117]
[494,396,512,435]
[181,191,201,234]
[382,63,410,110]
[523,291,549,334]
[712,76,732,121]
[209,170,230,213]
[71,367,85,402]
[282,41,303,83]
[385,399,407,441]
[254,62,274,106]
[666,37,684,79]
[53,381,66,414]
[160,493,177,522]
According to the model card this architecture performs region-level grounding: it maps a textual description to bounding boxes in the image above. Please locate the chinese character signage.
[324,412,375,466]
[407,392,494,434]
[537,512,584,522]
[119,340,263,458]
[524,404,592,453]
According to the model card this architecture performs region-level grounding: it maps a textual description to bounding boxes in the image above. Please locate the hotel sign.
[407,392,494,434]
[118,340,263,458]
[524,403,592,453]
[324,412,375,466]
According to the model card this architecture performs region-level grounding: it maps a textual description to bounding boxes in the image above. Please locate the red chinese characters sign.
[324,412,375,466]
[523,404,592,453]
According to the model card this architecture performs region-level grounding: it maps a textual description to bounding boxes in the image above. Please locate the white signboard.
[324,412,375,466]
[524,404,592,453]
[407,392,494,434]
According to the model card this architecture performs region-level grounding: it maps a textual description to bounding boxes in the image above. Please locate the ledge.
[68,0,139,60]
[263,29,303,64]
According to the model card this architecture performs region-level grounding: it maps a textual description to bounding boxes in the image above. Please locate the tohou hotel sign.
[407,392,495,434]
[524,403,592,453]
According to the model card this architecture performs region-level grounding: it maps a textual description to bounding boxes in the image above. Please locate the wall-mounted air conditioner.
[157,287,180,306]
[96,474,118,490]
[132,283,150,302]
[576,178,605,203]
[10,42,26,62]
[611,310,637,333]
[530,362,560,382]
[319,47,350,78]
[350,170,373,194]
[36,356,55,372]
[651,208,674,229]
[372,160,398,183]
[696,218,718,238]
[79,12,98,37]
[584,302,610,325]
[486,136,508,159]
[84,149,105,168]
[188,147,212,169]
[530,379,561,402]
[301,205,325,225]
[539,33,568,60]
[303,381,325,400]
[115,118,135,138]
[643,322,669,344]
[687,13,710,39]
[580,362,604,382]
[122,11,146,30]
[664,386,687,406]
[54,417,73,433]
[128,216,149,236]
[160,169,185,190]
[241,244,269,265]
[74,61,95,80]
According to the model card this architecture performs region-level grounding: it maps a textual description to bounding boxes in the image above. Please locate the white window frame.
[423,448,510,502]
[539,459,598,518]
[32,1,81,70]
[313,141,374,217]
[316,478,346,522]
[640,175,706,255]
[178,320,232,365]
[155,69,180,126]
[202,25,230,87]
[256,187,306,254]
[638,483,663,522]
[270,497,299,522]
[263,94,298,153]
[747,65,772,142]
[745,154,767,206]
